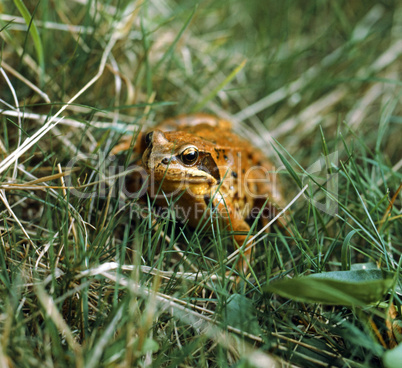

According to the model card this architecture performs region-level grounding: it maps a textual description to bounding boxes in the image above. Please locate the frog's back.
[158,113,260,155]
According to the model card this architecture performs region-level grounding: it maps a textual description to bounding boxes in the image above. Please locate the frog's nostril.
[145,132,154,146]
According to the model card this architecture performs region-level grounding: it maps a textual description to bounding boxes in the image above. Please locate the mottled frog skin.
[127,113,287,272]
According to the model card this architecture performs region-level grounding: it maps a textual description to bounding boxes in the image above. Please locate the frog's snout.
[142,130,170,170]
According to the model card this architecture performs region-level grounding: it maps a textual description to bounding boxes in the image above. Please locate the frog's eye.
[145,132,153,146]
[180,146,199,166]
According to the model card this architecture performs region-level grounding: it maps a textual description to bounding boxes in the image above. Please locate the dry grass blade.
[0,16,122,175]
[0,189,34,246]
[1,61,50,103]
[378,182,402,232]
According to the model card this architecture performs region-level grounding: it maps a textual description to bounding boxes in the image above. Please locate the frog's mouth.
[151,163,218,185]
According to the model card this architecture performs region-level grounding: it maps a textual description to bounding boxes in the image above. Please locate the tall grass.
[0,1,401,367]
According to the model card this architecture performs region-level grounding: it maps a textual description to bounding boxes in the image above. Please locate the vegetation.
[0,0,401,367]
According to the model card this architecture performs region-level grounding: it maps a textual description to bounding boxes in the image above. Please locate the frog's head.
[142,130,221,188]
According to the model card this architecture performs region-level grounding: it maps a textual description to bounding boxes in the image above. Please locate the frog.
[120,113,288,274]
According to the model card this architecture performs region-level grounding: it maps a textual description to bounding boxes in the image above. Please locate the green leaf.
[265,269,393,306]
[225,294,261,336]
[141,338,159,353]
[383,342,402,368]
[350,262,377,270]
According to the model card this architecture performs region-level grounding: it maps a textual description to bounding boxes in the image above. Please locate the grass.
[0,0,401,367]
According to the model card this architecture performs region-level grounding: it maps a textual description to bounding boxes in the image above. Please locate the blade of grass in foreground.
[13,0,44,82]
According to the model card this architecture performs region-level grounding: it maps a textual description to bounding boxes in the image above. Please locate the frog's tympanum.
[123,113,288,273]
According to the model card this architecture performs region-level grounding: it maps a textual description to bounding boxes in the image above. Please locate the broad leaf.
[265,269,393,305]
[225,294,262,336]
[383,342,402,368]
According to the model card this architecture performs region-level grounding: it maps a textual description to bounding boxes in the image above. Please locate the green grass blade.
[154,5,197,72]
[341,230,359,271]
[271,143,303,189]
[13,0,44,81]
[191,59,247,112]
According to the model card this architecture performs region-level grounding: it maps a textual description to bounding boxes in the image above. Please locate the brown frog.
[121,113,288,273]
